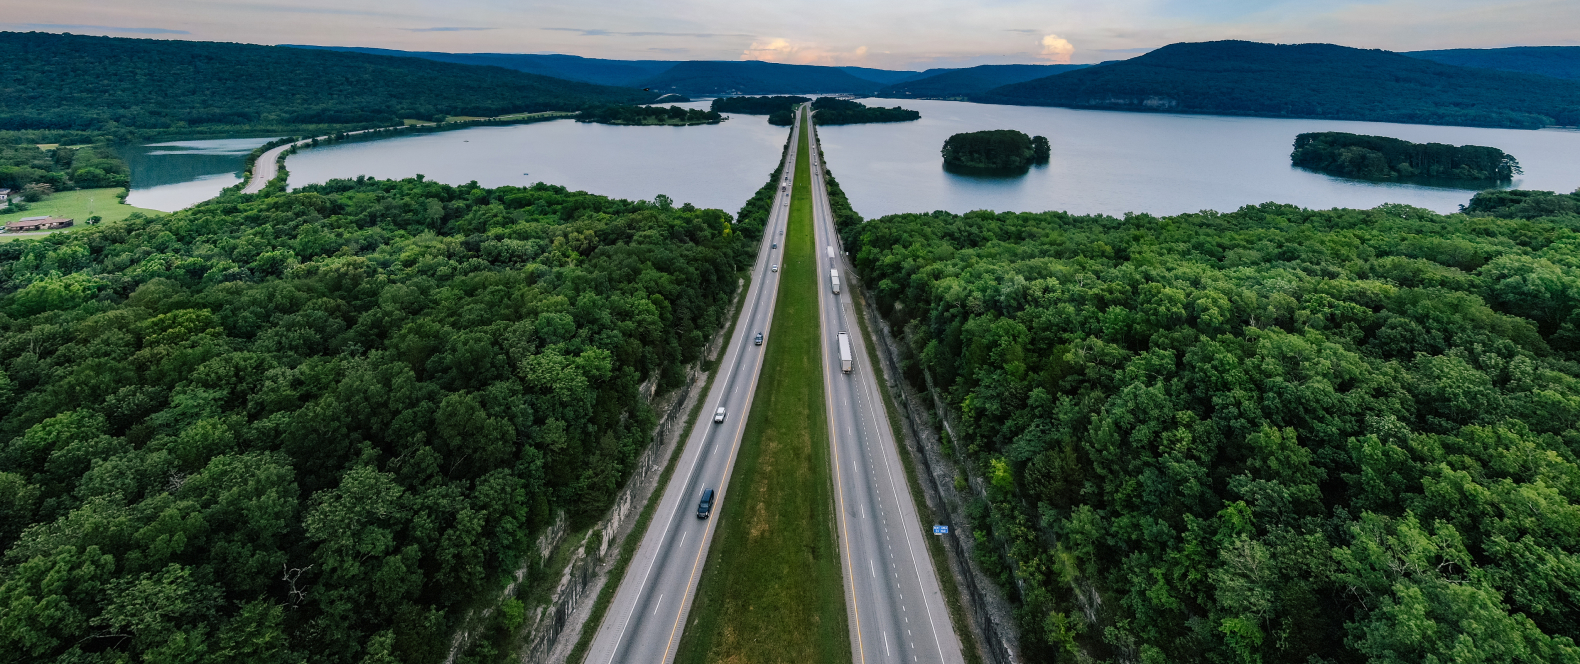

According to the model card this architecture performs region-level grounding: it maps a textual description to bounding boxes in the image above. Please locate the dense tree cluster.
[0,143,129,192]
[709,96,811,116]
[940,130,1051,171]
[1292,132,1521,182]
[844,201,1580,663]
[0,177,753,663]
[1463,188,1580,220]
[576,105,722,126]
[982,40,1580,129]
[809,97,921,125]
[0,31,654,139]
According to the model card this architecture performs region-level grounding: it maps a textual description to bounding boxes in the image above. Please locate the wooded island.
[1291,132,1521,182]
[940,129,1051,170]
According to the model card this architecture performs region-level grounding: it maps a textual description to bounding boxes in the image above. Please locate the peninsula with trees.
[1291,132,1521,182]
[941,129,1050,171]
[809,97,920,125]
[577,105,723,126]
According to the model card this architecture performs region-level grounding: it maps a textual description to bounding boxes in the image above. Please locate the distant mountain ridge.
[1406,46,1580,81]
[281,45,675,86]
[633,60,890,95]
[980,40,1580,129]
[875,64,1089,99]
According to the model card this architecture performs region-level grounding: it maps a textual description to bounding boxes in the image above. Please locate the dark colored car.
[697,488,716,518]
[755,332,764,345]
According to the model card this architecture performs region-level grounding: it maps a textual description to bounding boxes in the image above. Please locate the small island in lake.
[712,96,811,115]
[1291,132,1521,183]
[941,130,1050,171]
[810,97,920,125]
[577,105,723,126]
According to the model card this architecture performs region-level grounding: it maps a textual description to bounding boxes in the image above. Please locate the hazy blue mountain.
[635,60,887,95]
[876,64,1089,99]
[281,45,676,86]
[838,66,930,85]
[1406,46,1580,81]
[981,40,1580,129]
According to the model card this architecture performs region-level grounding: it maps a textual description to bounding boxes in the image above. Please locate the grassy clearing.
[0,188,161,241]
[848,282,986,664]
[674,112,851,664]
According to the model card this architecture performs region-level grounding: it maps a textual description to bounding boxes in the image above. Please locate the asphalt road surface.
[583,108,802,664]
[807,112,967,664]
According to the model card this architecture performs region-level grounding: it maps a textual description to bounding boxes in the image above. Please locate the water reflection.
[118,137,280,211]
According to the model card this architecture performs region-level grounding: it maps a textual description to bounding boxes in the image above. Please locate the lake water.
[287,104,791,213]
[138,100,1580,219]
[817,99,1580,218]
[118,137,281,212]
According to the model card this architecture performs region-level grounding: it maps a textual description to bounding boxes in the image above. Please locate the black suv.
[697,488,716,518]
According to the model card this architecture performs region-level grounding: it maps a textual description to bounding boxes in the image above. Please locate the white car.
[714,407,727,423]
[771,264,778,272]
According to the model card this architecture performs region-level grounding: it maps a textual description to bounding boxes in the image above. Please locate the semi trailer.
[830,269,840,294]
[837,332,853,373]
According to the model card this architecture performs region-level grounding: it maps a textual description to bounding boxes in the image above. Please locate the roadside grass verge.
[674,112,851,664]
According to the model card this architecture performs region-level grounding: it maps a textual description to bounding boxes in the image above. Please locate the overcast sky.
[6,0,1577,70]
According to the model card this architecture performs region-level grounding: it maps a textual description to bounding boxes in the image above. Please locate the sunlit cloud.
[403,27,494,32]
[740,38,870,65]
[1040,34,1075,63]
[544,27,751,38]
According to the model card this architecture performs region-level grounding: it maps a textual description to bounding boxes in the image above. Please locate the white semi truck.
[837,332,853,373]
[830,269,841,294]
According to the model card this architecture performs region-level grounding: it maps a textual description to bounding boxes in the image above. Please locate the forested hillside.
[0,143,129,192]
[981,40,1580,129]
[1407,46,1580,82]
[843,201,1580,662]
[875,64,1088,99]
[0,32,655,141]
[634,61,884,95]
[0,177,756,663]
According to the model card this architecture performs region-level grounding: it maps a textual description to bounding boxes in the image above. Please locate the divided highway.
[807,114,966,664]
[583,110,802,664]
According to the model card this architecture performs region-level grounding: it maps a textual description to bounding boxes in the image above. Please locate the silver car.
[714,407,727,423]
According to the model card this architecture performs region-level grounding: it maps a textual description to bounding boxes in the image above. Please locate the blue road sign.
[933,525,949,535]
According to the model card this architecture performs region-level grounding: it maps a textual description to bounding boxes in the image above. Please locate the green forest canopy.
[841,196,1580,663]
[709,96,811,115]
[0,176,762,663]
[941,130,1051,170]
[981,40,1580,129]
[809,97,920,125]
[1291,132,1521,182]
[0,31,657,141]
[0,143,130,192]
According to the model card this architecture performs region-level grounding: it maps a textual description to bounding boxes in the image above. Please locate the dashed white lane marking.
[653,595,663,615]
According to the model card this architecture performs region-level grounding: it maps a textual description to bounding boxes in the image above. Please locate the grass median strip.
[674,111,851,664]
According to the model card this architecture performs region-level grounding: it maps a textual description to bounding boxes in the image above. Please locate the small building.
[0,188,10,204]
[5,216,74,232]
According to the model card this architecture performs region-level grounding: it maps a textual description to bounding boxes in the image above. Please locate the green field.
[0,187,161,241]
[673,112,851,664]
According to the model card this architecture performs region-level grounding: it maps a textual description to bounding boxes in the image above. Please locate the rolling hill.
[282,45,676,86]
[875,63,1089,99]
[1406,46,1580,82]
[0,32,658,137]
[634,60,890,95]
[980,40,1580,129]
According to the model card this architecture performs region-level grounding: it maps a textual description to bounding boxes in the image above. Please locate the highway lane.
[807,110,966,664]
[584,107,803,664]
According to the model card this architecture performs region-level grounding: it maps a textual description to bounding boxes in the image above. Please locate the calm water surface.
[288,102,790,212]
[819,99,1580,217]
[118,137,280,212]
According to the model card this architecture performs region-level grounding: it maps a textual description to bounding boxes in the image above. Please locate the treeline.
[576,105,722,126]
[0,177,755,663]
[1463,187,1580,219]
[843,202,1580,662]
[0,143,129,192]
[0,31,655,140]
[710,96,811,115]
[810,97,920,125]
[941,130,1050,170]
[1292,132,1521,181]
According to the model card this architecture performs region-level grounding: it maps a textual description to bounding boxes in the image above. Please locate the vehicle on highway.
[827,246,835,259]
[697,488,715,518]
[755,332,764,345]
[772,242,777,249]
[772,264,778,272]
[837,332,853,373]
[714,406,727,423]
[830,269,841,294]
